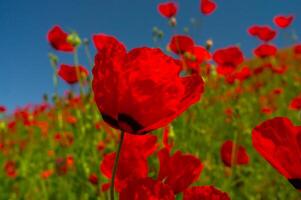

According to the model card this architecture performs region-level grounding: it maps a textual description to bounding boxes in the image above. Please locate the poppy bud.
[169,17,177,27]
[67,33,81,47]
[206,39,213,51]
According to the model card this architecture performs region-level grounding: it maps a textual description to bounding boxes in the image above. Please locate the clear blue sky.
[0,0,300,112]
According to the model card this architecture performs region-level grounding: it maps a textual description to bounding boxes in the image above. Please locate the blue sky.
[0,0,300,112]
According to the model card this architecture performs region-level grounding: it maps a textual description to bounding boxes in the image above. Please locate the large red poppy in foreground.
[252,117,301,191]
[92,34,204,135]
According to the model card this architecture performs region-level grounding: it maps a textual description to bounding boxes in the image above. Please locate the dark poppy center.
[288,178,301,190]
[101,113,119,129]
[117,113,144,134]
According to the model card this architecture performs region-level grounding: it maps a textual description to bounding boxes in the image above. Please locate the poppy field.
[1,1,301,200]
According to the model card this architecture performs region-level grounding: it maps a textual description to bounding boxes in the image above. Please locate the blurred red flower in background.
[248,25,277,42]
[289,95,301,110]
[274,15,294,29]
[47,26,74,52]
[200,0,217,15]
[92,34,204,135]
[157,2,178,19]
[4,160,17,178]
[220,140,249,167]
[57,64,89,84]
[254,44,278,58]
[168,35,195,55]
[252,117,301,191]
[0,105,6,113]
[213,46,244,76]
[294,44,301,55]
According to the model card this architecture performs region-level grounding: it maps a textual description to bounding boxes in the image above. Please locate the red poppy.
[40,169,53,180]
[182,46,211,73]
[168,35,195,55]
[274,15,294,29]
[272,88,283,95]
[213,46,244,76]
[92,34,204,135]
[294,44,301,55]
[157,2,178,19]
[254,44,277,58]
[119,178,175,200]
[270,64,288,74]
[183,186,230,200]
[248,25,277,42]
[252,117,301,191]
[100,133,157,192]
[157,148,203,194]
[57,64,89,84]
[47,26,74,52]
[4,161,17,178]
[88,173,99,185]
[0,105,6,113]
[220,140,249,167]
[289,95,301,110]
[200,0,217,15]
[235,66,252,82]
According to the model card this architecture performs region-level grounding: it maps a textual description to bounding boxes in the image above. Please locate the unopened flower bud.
[206,39,213,51]
[169,17,177,27]
[67,33,81,47]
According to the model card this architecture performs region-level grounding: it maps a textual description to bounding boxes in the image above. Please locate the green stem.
[73,48,84,96]
[83,41,93,70]
[110,131,125,200]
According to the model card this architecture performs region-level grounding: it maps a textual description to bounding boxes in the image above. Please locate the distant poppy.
[183,186,230,200]
[0,106,6,113]
[234,66,252,82]
[248,25,277,42]
[4,161,17,178]
[40,169,53,180]
[270,64,288,75]
[119,178,175,200]
[272,88,283,95]
[261,106,274,115]
[47,26,74,52]
[220,140,249,167]
[88,173,99,185]
[157,148,203,194]
[213,46,244,76]
[92,34,204,135]
[200,0,217,15]
[157,2,178,19]
[289,95,301,110]
[274,15,294,29]
[168,35,195,55]
[294,44,301,55]
[182,46,211,73]
[252,117,301,191]
[254,44,277,58]
[58,64,89,84]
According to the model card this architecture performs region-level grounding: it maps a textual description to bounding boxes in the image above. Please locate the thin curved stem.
[110,130,125,200]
